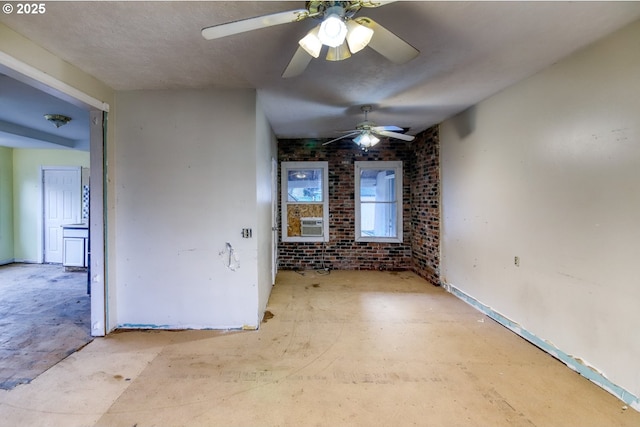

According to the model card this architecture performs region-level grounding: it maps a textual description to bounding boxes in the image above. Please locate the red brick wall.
[277,126,439,283]
[410,127,440,285]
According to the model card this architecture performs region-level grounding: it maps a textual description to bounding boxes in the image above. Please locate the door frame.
[89,110,107,336]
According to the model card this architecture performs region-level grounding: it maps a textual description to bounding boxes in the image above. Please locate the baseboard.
[0,258,15,266]
[11,259,39,264]
[442,282,640,412]
[117,323,248,331]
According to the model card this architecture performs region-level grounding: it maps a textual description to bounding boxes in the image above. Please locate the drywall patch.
[445,283,640,412]
[219,242,240,271]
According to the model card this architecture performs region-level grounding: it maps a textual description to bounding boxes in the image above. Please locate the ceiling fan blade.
[355,17,419,64]
[372,125,403,132]
[202,9,308,40]
[323,131,361,145]
[360,0,398,7]
[282,47,314,78]
[375,130,415,141]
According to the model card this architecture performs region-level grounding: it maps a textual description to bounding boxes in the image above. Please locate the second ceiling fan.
[323,105,415,150]
[201,1,419,77]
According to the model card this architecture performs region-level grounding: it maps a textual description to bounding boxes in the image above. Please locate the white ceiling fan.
[201,1,419,78]
[323,105,415,149]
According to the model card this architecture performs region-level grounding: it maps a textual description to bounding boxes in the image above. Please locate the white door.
[43,168,81,263]
[271,158,278,284]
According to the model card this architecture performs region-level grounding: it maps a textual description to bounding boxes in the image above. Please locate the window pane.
[287,169,323,202]
[360,202,397,237]
[359,168,397,237]
[359,169,396,202]
[355,161,402,242]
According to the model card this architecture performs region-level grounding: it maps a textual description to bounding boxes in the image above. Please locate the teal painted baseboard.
[117,323,249,331]
[443,283,639,412]
[118,323,173,330]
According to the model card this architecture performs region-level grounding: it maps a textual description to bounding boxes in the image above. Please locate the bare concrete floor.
[0,270,637,426]
[0,263,91,389]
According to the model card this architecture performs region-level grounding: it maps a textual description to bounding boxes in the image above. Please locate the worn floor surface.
[0,270,637,426]
[0,263,91,389]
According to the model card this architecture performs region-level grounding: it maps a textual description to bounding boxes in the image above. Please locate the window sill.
[283,236,329,243]
[355,236,403,243]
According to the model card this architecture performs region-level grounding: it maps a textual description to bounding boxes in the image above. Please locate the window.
[355,161,403,243]
[281,161,329,242]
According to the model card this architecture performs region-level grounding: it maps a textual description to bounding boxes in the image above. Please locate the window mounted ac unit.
[301,217,323,237]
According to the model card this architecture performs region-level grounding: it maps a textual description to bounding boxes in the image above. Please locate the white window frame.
[355,161,403,243]
[281,161,329,242]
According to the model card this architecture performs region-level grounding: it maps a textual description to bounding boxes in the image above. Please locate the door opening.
[0,58,108,337]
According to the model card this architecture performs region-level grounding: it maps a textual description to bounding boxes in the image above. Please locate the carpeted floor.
[0,263,92,389]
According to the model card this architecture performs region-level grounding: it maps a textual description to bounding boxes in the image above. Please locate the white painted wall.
[440,20,640,400]
[114,89,274,329]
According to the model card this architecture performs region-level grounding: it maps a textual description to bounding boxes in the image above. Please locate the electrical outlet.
[514,256,520,267]
[241,228,252,238]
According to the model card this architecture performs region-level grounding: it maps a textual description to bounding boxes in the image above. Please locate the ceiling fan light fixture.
[44,114,72,128]
[354,131,380,148]
[293,171,307,179]
[299,26,322,58]
[346,20,374,54]
[326,41,351,61]
[318,13,348,47]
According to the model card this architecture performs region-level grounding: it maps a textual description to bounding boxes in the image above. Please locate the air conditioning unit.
[301,217,323,237]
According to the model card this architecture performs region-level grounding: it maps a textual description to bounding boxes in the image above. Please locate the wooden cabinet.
[62,225,88,268]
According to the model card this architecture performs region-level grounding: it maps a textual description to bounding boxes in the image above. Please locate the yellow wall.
[12,149,90,262]
[0,146,14,263]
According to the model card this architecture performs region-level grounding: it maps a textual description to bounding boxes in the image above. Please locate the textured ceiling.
[1,1,640,146]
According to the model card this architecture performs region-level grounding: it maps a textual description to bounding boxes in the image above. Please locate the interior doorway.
[0,62,107,337]
[0,79,105,388]
[0,55,108,390]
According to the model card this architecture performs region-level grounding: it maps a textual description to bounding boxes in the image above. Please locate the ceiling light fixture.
[354,131,380,149]
[44,114,72,128]
[326,41,351,61]
[299,26,322,58]
[297,5,375,64]
[318,13,348,47]
[345,20,374,54]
